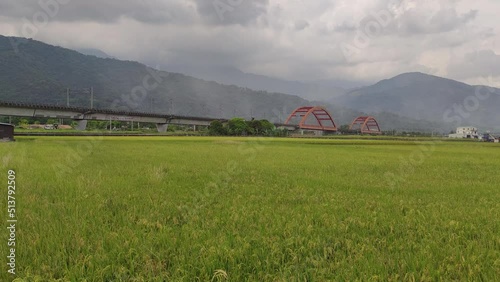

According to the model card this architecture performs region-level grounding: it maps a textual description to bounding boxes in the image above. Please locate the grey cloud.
[193,0,269,26]
[429,9,477,32]
[294,20,309,31]
[461,9,478,22]
[333,22,357,33]
[0,0,198,24]
[448,50,500,79]
[395,8,478,35]
[349,1,478,38]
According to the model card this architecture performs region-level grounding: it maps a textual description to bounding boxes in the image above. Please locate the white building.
[448,127,479,139]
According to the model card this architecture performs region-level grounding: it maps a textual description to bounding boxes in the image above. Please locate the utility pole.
[90,87,94,109]
[66,88,70,107]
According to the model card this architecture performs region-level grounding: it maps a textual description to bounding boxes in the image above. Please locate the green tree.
[260,120,275,135]
[272,128,289,137]
[46,118,58,125]
[339,124,351,134]
[246,119,261,135]
[167,125,179,132]
[18,118,29,128]
[227,118,248,136]
[244,119,275,136]
[209,120,227,136]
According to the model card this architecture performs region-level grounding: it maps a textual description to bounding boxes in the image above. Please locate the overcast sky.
[1,0,500,86]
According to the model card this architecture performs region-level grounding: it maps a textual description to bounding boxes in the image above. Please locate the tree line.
[209,118,288,137]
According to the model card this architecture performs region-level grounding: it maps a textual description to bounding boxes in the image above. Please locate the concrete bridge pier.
[75,120,88,131]
[156,123,169,133]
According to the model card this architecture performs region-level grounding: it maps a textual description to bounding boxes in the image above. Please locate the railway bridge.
[0,101,225,132]
[0,101,298,132]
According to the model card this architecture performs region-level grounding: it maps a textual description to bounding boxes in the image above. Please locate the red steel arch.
[284,106,337,131]
[349,116,382,134]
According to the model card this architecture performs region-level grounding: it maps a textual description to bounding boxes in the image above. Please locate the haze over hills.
[0,35,454,131]
[337,73,500,131]
[157,64,360,102]
[72,48,364,102]
[76,48,116,60]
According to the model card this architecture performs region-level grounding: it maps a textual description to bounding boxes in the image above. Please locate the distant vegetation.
[209,118,288,137]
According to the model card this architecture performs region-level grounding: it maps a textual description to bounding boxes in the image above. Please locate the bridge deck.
[0,101,298,131]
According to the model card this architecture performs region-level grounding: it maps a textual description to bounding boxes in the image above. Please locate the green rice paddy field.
[1,136,500,281]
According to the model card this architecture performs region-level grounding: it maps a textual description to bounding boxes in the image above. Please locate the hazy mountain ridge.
[338,72,500,131]
[159,64,357,102]
[77,48,116,59]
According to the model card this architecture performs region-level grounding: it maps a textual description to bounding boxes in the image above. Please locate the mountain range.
[338,73,500,131]
[2,35,497,132]
[152,64,361,102]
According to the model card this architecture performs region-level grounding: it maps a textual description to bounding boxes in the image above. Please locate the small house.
[0,123,14,141]
[449,127,479,139]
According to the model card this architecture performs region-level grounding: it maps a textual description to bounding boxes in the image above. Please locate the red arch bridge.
[283,107,382,135]
[349,116,382,134]
[284,106,337,133]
